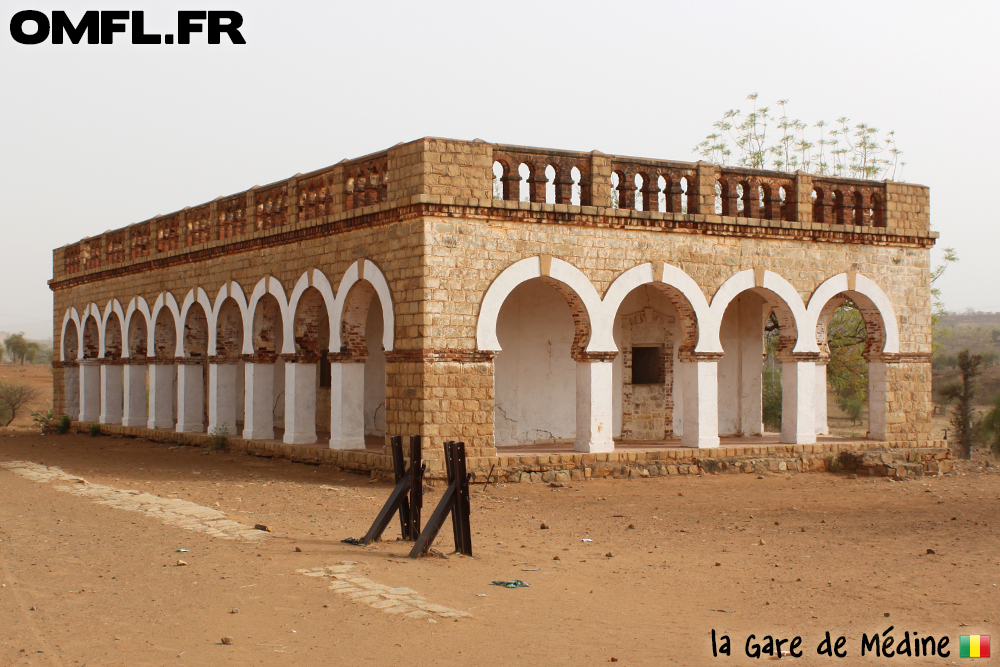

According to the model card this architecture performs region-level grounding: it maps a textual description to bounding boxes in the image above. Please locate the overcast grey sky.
[2,0,997,340]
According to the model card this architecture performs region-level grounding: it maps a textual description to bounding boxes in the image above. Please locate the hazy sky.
[2,0,997,340]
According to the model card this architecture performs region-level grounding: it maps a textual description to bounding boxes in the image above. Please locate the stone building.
[49,138,936,461]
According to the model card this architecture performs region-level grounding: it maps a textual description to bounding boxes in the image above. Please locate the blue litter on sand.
[491,580,530,588]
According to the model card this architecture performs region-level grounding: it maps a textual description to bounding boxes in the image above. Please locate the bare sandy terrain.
[0,428,997,666]
[0,365,52,427]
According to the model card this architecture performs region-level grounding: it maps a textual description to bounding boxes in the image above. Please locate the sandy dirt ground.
[0,428,997,667]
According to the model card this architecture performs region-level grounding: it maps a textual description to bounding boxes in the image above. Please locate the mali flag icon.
[960,635,990,658]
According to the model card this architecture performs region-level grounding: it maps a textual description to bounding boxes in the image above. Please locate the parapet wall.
[51,137,934,286]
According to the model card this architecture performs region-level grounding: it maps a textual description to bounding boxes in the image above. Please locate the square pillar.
[243,362,275,440]
[99,363,123,424]
[284,361,317,444]
[815,361,829,435]
[208,362,238,436]
[176,362,204,433]
[868,361,887,441]
[122,363,148,427]
[679,358,720,448]
[329,361,365,450]
[79,361,101,422]
[780,358,816,444]
[148,363,175,429]
[64,365,80,420]
[575,360,614,453]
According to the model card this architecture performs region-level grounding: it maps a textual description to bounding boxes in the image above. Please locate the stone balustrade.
[52,138,933,282]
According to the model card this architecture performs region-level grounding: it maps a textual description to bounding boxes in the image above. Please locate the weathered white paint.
[149,293,181,358]
[208,362,239,435]
[575,360,615,452]
[477,256,604,352]
[284,362,318,444]
[121,364,147,427]
[243,362,274,440]
[717,294,764,436]
[79,361,101,422]
[708,270,815,355]
[815,362,829,435]
[123,297,150,358]
[494,280,577,447]
[329,260,395,353]
[679,359,720,448]
[780,359,816,444]
[99,300,126,356]
[99,364,123,424]
[176,364,204,433]
[329,362,365,450]
[806,273,899,355]
[147,363,175,429]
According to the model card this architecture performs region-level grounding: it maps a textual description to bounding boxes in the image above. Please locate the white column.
[243,362,275,440]
[99,363,123,424]
[78,360,101,422]
[815,361,829,435]
[122,363,147,427]
[148,363,175,429]
[64,365,80,420]
[176,363,204,433]
[284,361,318,445]
[868,361,887,441]
[680,358,720,448]
[780,358,816,444]
[575,359,614,453]
[208,362,238,436]
[329,361,365,450]
[739,297,764,436]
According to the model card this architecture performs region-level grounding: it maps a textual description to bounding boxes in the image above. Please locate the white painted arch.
[806,272,900,355]
[476,256,606,352]
[329,259,395,353]
[707,269,817,355]
[59,307,82,361]
[598,262,712,353]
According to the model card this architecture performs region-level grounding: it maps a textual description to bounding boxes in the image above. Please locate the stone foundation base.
[66,421,951,484]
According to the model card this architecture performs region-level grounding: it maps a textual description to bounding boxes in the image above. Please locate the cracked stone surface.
[0,460,267,541]
[296,562,472,621]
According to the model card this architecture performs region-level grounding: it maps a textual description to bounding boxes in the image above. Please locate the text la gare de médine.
[711,628,952,659]
[9,11,245,45]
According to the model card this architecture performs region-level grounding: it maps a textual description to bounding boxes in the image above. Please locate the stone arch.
[60,308,81,361]
[102,301,124,360]
[806,273,899,359]
[245,277,290,357]
[477,256,604,357]
[81,306,101,359]
[329,260,394,354]
[707,270,814,356]
[599,263,711,357]
[209,282,247,357]
[292,286,330,361]
[179,289,212,358]
[181,295,210,358]
[151,294,179,360]
[124,297,151,358]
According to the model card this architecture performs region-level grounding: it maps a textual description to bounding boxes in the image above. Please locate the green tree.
[4,333,32,364]
[940,349,982,459]
[826,302,868,418]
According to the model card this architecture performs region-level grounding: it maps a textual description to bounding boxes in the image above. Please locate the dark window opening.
[631,346,663,385]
